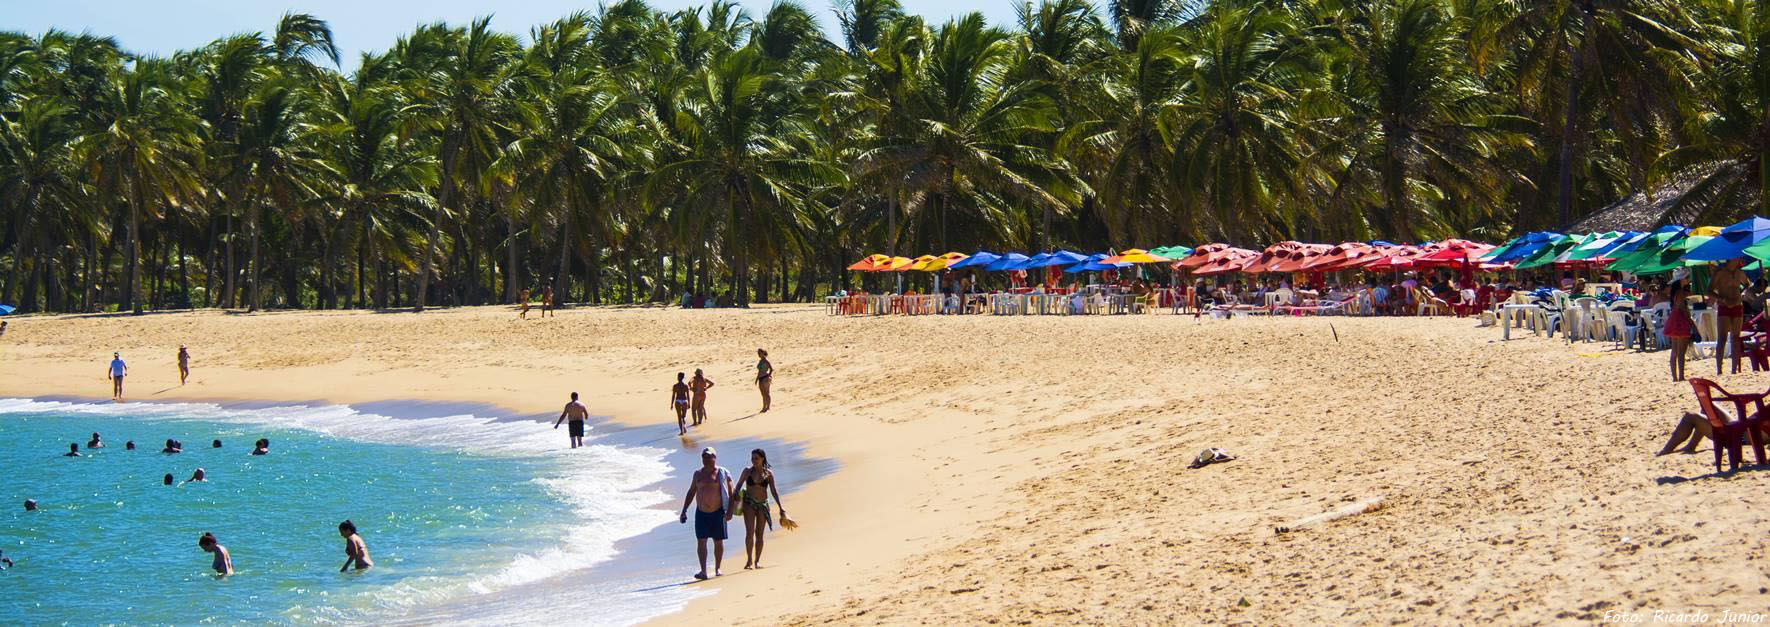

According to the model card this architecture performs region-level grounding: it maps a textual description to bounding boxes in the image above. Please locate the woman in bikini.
[736,448,785,569]
[690,369,715,427]
[339,519,373,571]
[672,373,692,435]
[755,349,773,413]
[1664,284,1693,382]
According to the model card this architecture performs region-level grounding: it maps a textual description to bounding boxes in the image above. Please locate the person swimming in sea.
[338,520,372,571]
[755,349,773,414]
[554,392,588,449]
[690,369,715,427]
[87,432,104,449]
[161,439,182,454]
[198,533,233,576]
[251,438,269,455]
[63,443,80,457]
[187,468,207,483]
[211,439,222,448]
[125,440,135,450]
[672,373,691,436]
[23,499,37,511]
[0,549,12,570]
[163,474,174,486]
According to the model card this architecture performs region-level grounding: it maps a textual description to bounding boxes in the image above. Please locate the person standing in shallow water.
[679,447,733,580]
[338,520,372,571]
[672,373,691,435]
[198,533,233,575]
[251,438,269,455]
[690,369,715,427]
[63,443,80,457]
[554,392,588,448]
[755,349,773,413]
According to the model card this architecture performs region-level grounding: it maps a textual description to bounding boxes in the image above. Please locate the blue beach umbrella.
[947,251,1000,270]
[986,253,1031,271]
[1007,253,1053,270]
[1064,254,1131,273]
[1037,250,1090,267]
[0,304,13,315]
[1683,216,1770,262]
[1489,231,1563,263]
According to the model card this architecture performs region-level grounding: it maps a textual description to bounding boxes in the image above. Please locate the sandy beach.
[2,304,1767,623]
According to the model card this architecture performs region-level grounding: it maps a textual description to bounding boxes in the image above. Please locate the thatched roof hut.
[1570,162,1747,232]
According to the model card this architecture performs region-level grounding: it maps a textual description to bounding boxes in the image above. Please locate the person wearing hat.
[106,352,127,401]
[177,345,191,385]
[679,447,734,580]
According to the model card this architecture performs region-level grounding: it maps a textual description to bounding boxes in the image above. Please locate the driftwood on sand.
[1275,496,1385,534]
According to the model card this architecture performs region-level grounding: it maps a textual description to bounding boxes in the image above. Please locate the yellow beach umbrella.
[904,255,941,271]
[1691,226,1724,237]
[878,256,917,271]
[918,252,970,272]
[1101,248,1172,264]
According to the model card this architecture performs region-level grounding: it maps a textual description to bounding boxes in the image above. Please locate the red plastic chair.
[1688,378,1768,473]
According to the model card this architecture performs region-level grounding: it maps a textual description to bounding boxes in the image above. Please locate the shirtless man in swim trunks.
[679,447,733,580]
[1712,258,1748,375]
[554,392,588,448]
[690,369,715,427]
[541,286,554,318]
[672,373,692,435]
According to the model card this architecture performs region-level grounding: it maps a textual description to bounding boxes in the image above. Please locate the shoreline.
[5,304,1767,623]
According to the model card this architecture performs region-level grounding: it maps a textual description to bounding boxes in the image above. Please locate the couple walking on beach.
[103,346,192,401]
[672,348,774,436]
[679,447,787,579]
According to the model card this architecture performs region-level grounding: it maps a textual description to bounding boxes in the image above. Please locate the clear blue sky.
[4,0,1025,73]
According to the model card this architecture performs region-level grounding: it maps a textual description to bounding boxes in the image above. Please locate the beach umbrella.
[1004,253,1052,271]
[1413,239,1491,264]
[904,255,942,271]
[1176,243,1232,269]
[1101,248,1172,264]
[1033,250,1089,267]
[1607,228,1689,273]
[847,254,892,271]
[1193,248,1259,275]
[1631,235,1716,275]
[985,253,1031,271]
[917,252,970,272]
[1149,245,1193,259]
[1064,253,1131,273]
[1488,231,1562,263]
[1683,216,1770,262]
[0,304,13,315]
[1268,243,1335,273]
[1299,242,1375,271]
[946,251,1000,270]
[1740,238,1770,266]
[1692,225,1724,237]
[1562,231,1627,261]
[876,256,917,271]
[1242,241,1306,274]
[1510,235,1576,270]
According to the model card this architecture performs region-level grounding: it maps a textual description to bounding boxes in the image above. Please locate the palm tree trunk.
[357,205,369,308]
[556,202,573,305]
[222,191,237,309]
[248,197,262,312]
[1555,15,1589,229]
[505,206,519,303]
[418,149,455,312]
[127,181,145,315]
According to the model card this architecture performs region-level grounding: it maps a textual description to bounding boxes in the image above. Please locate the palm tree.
[233,80,330,311]
[0,97,89,311]
[315,71,436,309]
[1645,0,1770,222]
[82,57,201,314]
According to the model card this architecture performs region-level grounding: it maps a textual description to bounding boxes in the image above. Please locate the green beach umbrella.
[1150,245,1193,260]
[1512,235,1577,270]
[1741,237,1770,266]
[1629,235,1714,275]
[1607,229,1688,273]
[1563,231,1624,262]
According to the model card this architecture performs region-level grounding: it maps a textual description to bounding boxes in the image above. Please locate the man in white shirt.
[107,352,127,401]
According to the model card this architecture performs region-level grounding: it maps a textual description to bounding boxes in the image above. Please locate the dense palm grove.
[3,0,1770,313]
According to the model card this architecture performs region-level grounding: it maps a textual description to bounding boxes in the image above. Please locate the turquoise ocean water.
[0,398,706,625]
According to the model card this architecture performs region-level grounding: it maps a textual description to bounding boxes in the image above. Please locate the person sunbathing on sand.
[690,369,715,427]
[673,373,691,435]
[1657,413,1715,456]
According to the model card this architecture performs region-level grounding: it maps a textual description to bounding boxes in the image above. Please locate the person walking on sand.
[672,373,691,435]
[198,533,233,576]
[107,352,127,401]
[755,349,773,413]
[736,448,786,570]
[338,520,373,571]
[1712,258,1748,375]
[554,392,588,448]
[1664,284,1694,381]
[541,285,554,318]
[518,288,532,319]
[690,369,715,427]
[679,447,733,580]
[178,345,191,385]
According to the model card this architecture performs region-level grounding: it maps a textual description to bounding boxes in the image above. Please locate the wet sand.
[2,304,1766,623]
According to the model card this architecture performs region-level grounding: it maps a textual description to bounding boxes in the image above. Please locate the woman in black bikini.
[755,349,773,413]
[736,448,784,569]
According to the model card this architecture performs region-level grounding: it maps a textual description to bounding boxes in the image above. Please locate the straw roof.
[1570,162,1738,233]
